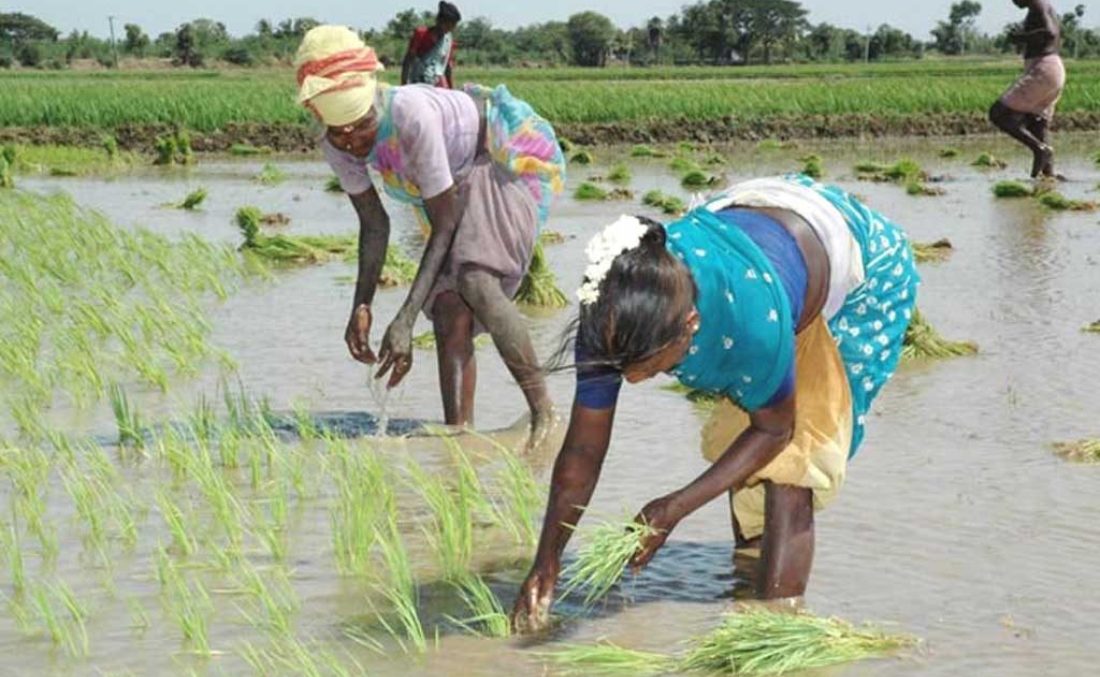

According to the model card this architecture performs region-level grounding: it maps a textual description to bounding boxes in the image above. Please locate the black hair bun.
[636,215,667,248]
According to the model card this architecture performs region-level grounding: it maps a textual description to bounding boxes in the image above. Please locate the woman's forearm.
[394,191,459,326]
[672,424,792,518]
[349,191,391,309]
[533,446,606,565]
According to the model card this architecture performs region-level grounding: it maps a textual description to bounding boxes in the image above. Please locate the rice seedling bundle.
[902,308,978,361]
[575,182,609,201]
[329,439,394,575]
[912,238,954,264]
[255,163,287,185]
[234,205,356,265]
[370,519,427,653]
[230,143,273,156]
[972,152,1007,169]
[992,180,1033,198]
[176,187,208,210]
[608,163,632,185]
[681,170,718,190]
[27,580,89,658]
[1083,320,1100,334]
[669,156,701,174]
[540,230,566,246]
[153,130,194,166]
[679,607,916,675]
[516,241,568,308]
[1037,191,1097,212]
[541,641,675,676]
[325,175,344,192]
[939,147,960,158]
[1052,438,1100,462]
[560,517,656,606]
[570,150,594,165]
[642,190,686,216]
[799,154,824,179]
[631,145,666,158]
[411,331,491,351]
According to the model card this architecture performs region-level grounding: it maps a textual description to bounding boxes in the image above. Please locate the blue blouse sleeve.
[574,342,622,410]
[763,361,795,407]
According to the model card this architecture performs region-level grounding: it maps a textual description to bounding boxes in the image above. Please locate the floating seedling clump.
[516,241,568,308]
[608,163,632,185]
[992,180,1033,198]
[642,189,686,216]
[669,156,701,174]
[939,147,960,158]
[1052,438,1100,463]
[630,144,666,158]
[175,187,208,210]
[540,230,566,246]
[574,182,608,201]
[235,206,357,265]
[973,152,1007,169]
[800,154,825,179]
[679,607,917,675]
[902,308,978,361]
[855,158,938,196]
[1037,190,1097,212]
[681,169,719,190]
[230,143,273,156]
[560,516,656,607]
[324,175,344,193]
[570,150,594,165]
[153,130,194,166]
[912,238,954,264]
[255,163,287,185]
[1083,320,1100,334]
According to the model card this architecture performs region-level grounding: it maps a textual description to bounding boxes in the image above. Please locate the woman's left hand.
[630,493,685,570]
[376,318,414,388]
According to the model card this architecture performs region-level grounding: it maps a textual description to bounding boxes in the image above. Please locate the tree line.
[1,2,1097,70]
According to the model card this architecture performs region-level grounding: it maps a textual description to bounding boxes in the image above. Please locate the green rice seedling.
[630,145,666,158]
[641,190,685,216]
[325,175,344,192]
[7,525,25,592]
[48,167,79,177]
[175,187,208,210]
[230,143,273,156]
[679,607,917,675]
[854,161,890,174]
[0,156,12,189]
[234,206,356,265]
[161,554,214,655]
[993,180,1033,198]
[1083,320,1100,334]
[233,558,299,637]
[153,135,177,165]
[669,156,701,174]
[370,519,427,653]
[973,152,1007,169]
[912,238,954,264]
[800,154,824,179]
[330,440,393,576]
[757,138,786,151]
[156,490,197,557]
[412,331,491,351]
[255,162,287,185]
[575,182,609,201]
[1052,438,1100,463]
[405,453,486,582]
[678,141,697,153]
[102,134,119,159]
[570,150,594,165]
[681,170,718,190]
[109,383,144,449]
[540,641,675,676]
[1094,150,1100,166]
[516,241,568,308]
[560,517,657,607]
[882,159,923,182]
[446,574,510,638]
[902,308,978,361]
[29,581,89,658]
[489,446,546,547]
[1037,190,1097,212]
[704,152,726,166]
[608,163,632,185]
[540,230,566,246]
[240,636,364,677]
[939,147,960,158]
[128,597,150,631]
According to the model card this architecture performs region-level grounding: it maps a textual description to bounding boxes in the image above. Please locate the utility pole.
[107,16,119,68]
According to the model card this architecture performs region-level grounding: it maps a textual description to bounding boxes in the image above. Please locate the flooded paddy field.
[4,134,1100,675]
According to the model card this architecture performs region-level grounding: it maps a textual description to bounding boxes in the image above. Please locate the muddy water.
[9,134,1100,675]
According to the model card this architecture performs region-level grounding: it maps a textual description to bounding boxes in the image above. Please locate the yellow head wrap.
[294,25,384,127]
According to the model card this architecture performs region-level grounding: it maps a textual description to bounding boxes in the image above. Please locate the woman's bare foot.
[1031,145,1053,179]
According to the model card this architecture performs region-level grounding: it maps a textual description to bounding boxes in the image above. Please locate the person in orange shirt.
[402,2,461,89]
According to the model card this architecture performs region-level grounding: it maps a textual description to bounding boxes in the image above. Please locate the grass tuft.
[1052,438,1100,463]
[642,189,686,216]
[229,143,272,156]
[630,144,667,158]
[608,163,632,185]
[575,182,609,201]
[681,169,718,190]
[992,180,1033,198]
[176,187,208,210]
[255,163,286,185]
[541,641,675,676]
[973,152,1007,169]
[912,238,954,264]
[799,154,824,179]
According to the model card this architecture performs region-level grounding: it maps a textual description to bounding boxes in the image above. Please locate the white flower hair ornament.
[576,215,650,306]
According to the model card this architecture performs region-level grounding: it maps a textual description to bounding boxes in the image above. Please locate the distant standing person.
[989,0,1065,178]
[402,2,461,88]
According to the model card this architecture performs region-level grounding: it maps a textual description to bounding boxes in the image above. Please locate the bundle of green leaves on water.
[1036,190,1098,212]
[153,130,194,166]
[255,163,287,185]
[541,641,676,676]
[235,206,355,265]
[902,308,978,361]
[631,145,667,158]
[575,182,633,201]
[1052,438,1100,463]
[174,188,208,211]
[642,190,685,216]
[799,154,824,179]
[608,163,632,185]
[515,241,567,308]
[854,158,940,196]
[992,180,1033,198]
[324,175,344,193]
[973,152,1007,169]
[679,608,916,675]
[412,331,491,351]
[560,516,656,606]
[570,150,594,165]
[912,238,953,264]
[230,143,272,156]
[682,169,719,190]
[1083,320,1100,334]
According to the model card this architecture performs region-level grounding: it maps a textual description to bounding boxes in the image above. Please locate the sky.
[19,1,1049,41]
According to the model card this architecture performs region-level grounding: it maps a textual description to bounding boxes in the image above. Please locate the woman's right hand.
[344,303,377,364]
[511,559,560,635]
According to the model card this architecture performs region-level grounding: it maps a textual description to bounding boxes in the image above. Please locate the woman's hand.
[376,317,414,388]
[511,559,560,635]
[630,493,685,570]
[344,304,377,364]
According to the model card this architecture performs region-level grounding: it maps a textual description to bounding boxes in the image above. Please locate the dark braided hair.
[548,216,697,373]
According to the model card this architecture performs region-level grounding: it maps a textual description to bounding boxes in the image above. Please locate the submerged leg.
[1025,115,1057,178]
[758,482,815,600]
[457,266,553,438]
[989,101,1051,178]
[432,291,477,426]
